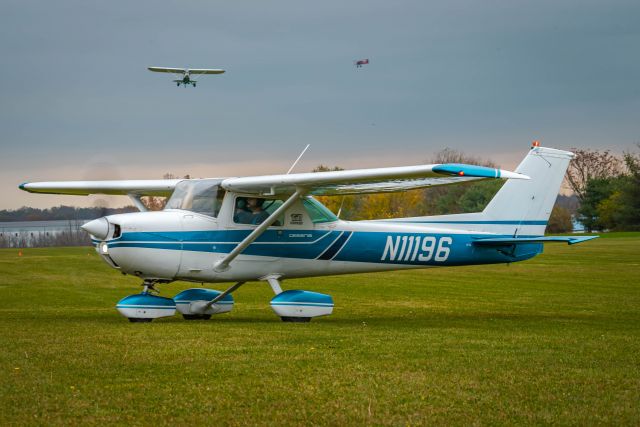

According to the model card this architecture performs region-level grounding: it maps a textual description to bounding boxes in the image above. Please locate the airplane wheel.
[177,83,180,87]
[182,314,212,320]
[280,316,311,323]
[128,318,152,323]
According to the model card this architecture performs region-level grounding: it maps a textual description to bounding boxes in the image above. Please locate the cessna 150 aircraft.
[19,143,596,323]
[147,66,225,87]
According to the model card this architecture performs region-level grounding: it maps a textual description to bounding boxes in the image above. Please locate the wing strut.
[128,194,148,212]
[213,188,306,272]
[204,281,246,309]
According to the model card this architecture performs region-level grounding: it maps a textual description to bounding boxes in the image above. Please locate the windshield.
[302,197,338,223]
[165,179,224,217]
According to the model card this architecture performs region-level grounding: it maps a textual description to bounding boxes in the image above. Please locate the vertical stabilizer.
[482,146,574,236]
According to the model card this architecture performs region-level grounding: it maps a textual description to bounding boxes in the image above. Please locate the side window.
[233,197,284,226]
[302,197,338,223]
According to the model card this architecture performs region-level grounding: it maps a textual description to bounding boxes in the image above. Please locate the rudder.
[482,146,574,236]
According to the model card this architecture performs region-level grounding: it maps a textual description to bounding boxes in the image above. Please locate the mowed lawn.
[1,234,639,426]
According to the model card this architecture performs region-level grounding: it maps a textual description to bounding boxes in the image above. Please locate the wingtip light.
[532,140,540,148]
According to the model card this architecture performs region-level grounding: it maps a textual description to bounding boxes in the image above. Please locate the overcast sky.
[1,0,639,209]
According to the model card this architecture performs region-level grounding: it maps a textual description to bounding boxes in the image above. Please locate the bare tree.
[566,148,621,201]
[140,173,192,211]
[429,148,497,168]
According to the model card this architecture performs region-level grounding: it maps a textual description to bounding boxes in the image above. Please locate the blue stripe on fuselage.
[105,229,542,266]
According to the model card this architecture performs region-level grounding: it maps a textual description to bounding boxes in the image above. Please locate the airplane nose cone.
[82,218,110,240]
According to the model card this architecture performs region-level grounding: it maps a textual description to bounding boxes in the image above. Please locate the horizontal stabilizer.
[472,236,599,246]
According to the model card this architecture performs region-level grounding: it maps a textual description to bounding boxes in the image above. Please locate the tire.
[281,316,311,323]
[183,314,211,320]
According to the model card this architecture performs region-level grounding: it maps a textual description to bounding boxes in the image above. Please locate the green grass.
[1,235,639,426]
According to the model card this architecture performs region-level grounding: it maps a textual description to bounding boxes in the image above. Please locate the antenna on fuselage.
[286,144,311,174]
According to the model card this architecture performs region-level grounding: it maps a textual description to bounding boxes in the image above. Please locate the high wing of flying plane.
[148,66,225,87]
[19,144,597,323]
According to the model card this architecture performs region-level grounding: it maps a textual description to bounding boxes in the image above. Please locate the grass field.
[1,234,639,425]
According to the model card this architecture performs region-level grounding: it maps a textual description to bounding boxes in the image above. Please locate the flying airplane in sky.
[355,59,369,68]
[147,66,225,87]
[19,144,596,323]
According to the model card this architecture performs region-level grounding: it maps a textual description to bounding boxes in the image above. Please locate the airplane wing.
[148,67,186,74]
[221,164,529,196]
[19,180,182,197]
[188,69,225,75]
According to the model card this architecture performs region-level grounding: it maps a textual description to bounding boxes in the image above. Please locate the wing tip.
[18,182,28,191]
[433,164,530,180]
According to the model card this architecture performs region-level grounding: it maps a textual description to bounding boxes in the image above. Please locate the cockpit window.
[234,197,283,226]
[164,179,225,217]
[302,197,338,223]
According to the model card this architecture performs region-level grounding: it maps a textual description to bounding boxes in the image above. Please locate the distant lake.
[0,220,91,248]
[0,220,90,233]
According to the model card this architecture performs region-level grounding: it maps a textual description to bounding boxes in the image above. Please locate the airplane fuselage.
[94,209,542,284]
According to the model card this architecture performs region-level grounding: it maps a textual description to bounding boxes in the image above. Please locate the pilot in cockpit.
[234,197,271,225]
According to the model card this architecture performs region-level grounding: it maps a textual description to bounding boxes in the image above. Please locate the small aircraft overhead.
[148,66,225,87]
[19,144,597,323]
[355,58,369,68]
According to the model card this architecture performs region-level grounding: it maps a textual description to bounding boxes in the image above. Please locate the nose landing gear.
[115,280,176,323]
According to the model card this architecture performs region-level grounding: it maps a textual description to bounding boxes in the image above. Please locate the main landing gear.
[114,277,334,323]
[263,275,334,322]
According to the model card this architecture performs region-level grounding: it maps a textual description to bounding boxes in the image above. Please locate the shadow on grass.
[7,308,598,330]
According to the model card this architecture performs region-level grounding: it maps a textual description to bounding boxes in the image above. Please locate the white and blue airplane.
[19,144,596,323]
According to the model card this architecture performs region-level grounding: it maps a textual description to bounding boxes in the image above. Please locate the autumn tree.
[546,205,573,233]
[140,173,191,211]
[594,147,640,230]
[566,148,621,202]
[423,148,501,215]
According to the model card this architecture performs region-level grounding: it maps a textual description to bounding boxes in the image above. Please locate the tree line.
[0,205,137,222]
[565,147,640,232]
[313,148,577,232]
[5,147,636,235]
